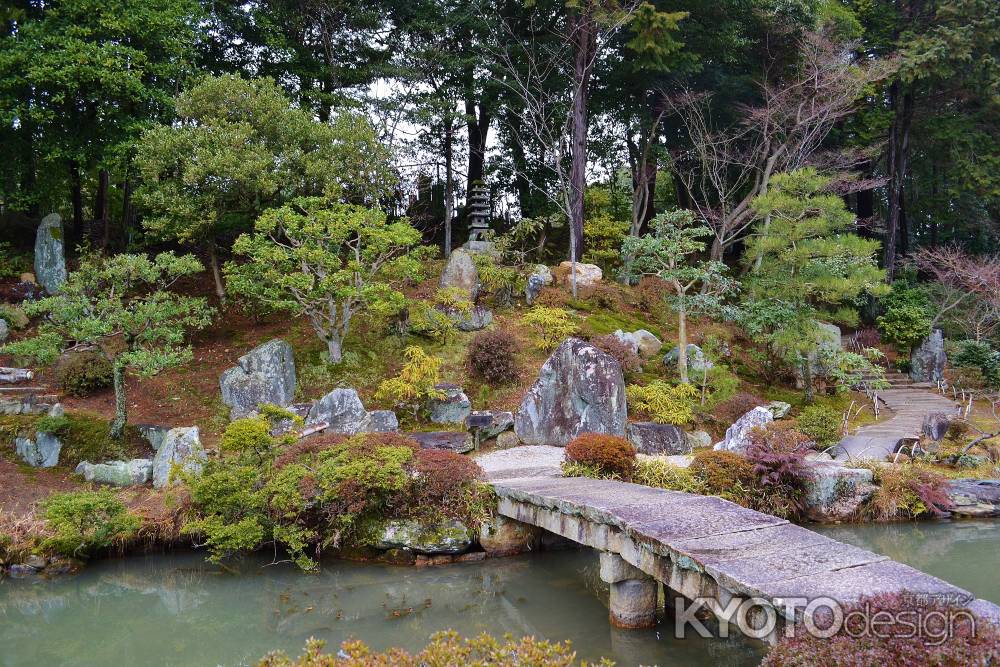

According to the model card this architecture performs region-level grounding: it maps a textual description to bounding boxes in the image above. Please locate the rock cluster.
[613,329,663,358]
[374,519,473,555]
[514,337,627,447]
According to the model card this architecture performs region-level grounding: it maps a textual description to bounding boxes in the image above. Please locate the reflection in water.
[812,519,1000,604]
[0,550,762,667]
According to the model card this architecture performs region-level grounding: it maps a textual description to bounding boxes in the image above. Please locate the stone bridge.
[489,474,1000,642]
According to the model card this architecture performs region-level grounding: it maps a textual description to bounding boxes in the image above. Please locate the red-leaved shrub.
[466,330,520,385]
[745,424,814,519]
[713,392,766,425]
[763,593,1000,667]
[565,433,636,478]
[273,433,349,469]
[410,449,485,513]
[591,334,641,375]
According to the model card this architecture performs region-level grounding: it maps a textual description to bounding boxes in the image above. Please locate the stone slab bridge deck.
[490,474,1000,641]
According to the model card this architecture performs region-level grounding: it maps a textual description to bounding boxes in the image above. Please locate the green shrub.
[472,254,524,306]
[795,405,843,448]
[466,330,520,385]
[55,351,115,397]
[407,299,458,341]
[632,458,706,494]
[259,632,611,667]
[877,304,931,352]
[521,306,577,350]
[41,490,140,558]
[953,340,1000,388]
[0,303,29,329]
[35,415,70,435]
[374,346,445,419]
[564,432,636,479]
[184,431,491,570]
[626,381,698,425]
[0,242,32,279]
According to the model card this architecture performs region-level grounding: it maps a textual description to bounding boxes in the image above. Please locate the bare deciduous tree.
[667,32,891,260]
[910,245,1000,330]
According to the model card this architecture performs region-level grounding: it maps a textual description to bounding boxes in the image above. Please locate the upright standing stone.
[34,213,67,295]
[514,338,627,446]
[714,406,774,453]
[428,383,472,424]
[15,432,62,468]
[219,339,297,419]
[911,329,946,383]
[439,248,480,301]
[152,427,206,489]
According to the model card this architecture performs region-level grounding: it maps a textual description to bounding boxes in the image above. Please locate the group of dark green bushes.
[180,410,492,570]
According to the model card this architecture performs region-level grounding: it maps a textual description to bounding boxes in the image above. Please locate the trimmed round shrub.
[55,351,114,397]
[763,593,1000,667]
[409,449,485,512]
[591,334,641,375]
[565,432,636,478]
[796,405,842,448]
[466,329,520,385]
[712,391,766,425]
[689,450,757,494]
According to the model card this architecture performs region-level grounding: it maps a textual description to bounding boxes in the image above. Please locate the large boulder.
[306,388,370,434]
[911,329,946,383]
[514,337,627,447]
[663,344,713,374]
[367,410,399,433]
[34,213,67,295]
[626,422,693,455]
[374,519,473,555]
[15,432,61,467]
[219,339,297,419]
[429,384,472,424]
[449,305,493,332]
[152,427,206,489]
[802,462,875,522]
[948,479,1000,518]
[558,261,602,287]
[713,406,774,453]
[439,249,479,301]
[75,459,152,487]
[137,425,170,451]
[614,329,662,358]
[466,410,514,440]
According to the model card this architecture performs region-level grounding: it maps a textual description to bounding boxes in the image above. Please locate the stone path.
[491,473,1000,634]
[832,387,960,461]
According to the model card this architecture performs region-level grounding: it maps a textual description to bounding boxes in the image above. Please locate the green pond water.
[1,519,997,667]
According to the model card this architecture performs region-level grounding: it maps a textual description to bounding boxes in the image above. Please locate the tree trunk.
[465,94,490,196]
[69,160,84,242]
[207,242,226,305]
[121,168,135,243]
[709,236,724,261]
[884,81,913,282]
[568,8,596,266]
[110,363,127,440]
[96,168,110,249]
[444,123,454,258]
[800,355,814,403]
[327,337,343,364]
[676,295,689,384]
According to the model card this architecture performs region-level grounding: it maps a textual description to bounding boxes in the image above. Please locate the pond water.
[3,519,997,667]
[0,550,761,667]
